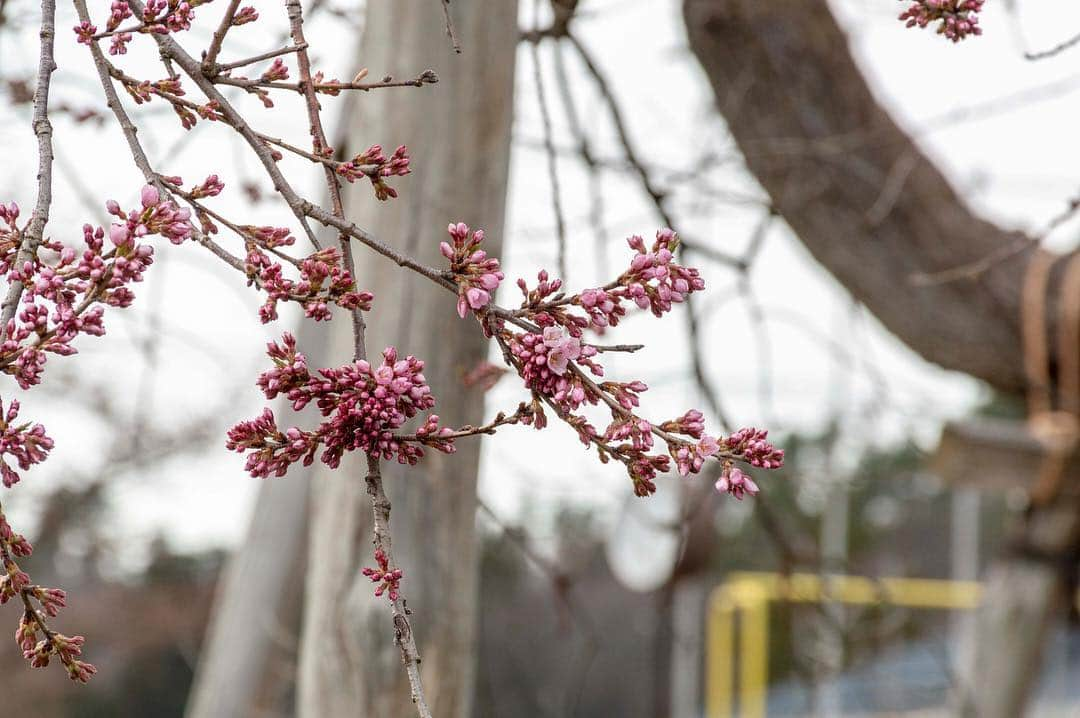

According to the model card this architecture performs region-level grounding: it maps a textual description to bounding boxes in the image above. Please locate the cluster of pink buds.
[716,464,759,500]
[672,434,721,478]
[141,0,198,34]
[1,185,187,389]
[260,58,290,83]
[104,1,134,54]
[120,77,184,106]
[0,398,53,488]
[601,230,706,323]
[361,548,403,601]
[2,509,94,682]
[0,203,20,269]
[73,21,97,46]
[184,174,225,200]
[227,334,454,477]
[232,5,258,25]
[108,185,192,246]
[722,427,785,469]
[106,0,132,31]
[508,328,599,412]
[660,410,705,439]
[441,222,504,317]
[509,230,706,337]
[246,245,373,323]
[336,145,411,200]
[18,621,96,683]
[898,0,984,41]
[449,224,783,498]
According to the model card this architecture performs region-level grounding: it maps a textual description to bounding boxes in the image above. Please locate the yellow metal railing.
[705,572,984,718]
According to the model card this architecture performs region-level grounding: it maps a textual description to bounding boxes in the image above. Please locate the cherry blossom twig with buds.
[10,2,791,709]
[1,0,57,337]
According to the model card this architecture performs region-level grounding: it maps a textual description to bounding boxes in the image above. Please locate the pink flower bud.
[140,184,160,208]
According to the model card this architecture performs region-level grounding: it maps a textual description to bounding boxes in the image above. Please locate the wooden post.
[933,418,1080,716]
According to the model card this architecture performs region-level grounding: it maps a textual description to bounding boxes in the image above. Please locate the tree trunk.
[184,475,309,718]
[682,0,1075,394]
[295,4,519,718]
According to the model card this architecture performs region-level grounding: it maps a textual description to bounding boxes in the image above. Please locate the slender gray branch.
[2,0,58,338]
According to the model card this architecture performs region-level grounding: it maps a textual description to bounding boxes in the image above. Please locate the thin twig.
[213,70,438,93]
[1025,29,1080,61]
[217,43,308,73]
[530,3,568,280]
[202,0,242,72]
[440,0,461,53]
[551,38,607,279]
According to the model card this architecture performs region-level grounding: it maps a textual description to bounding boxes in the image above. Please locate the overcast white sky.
[1,0,1078,569]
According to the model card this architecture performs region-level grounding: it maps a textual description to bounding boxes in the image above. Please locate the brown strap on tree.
[1023,251,1080,505]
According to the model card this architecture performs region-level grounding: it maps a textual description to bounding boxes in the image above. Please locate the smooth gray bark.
[296,3,519,717]
[184,475,309,718]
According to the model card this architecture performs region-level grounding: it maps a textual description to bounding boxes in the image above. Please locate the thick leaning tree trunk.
[296,4,518,718]
[682,0,1079,714]
[682,0,1073,394]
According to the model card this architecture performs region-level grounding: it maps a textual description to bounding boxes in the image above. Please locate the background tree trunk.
[296,4,519,718]
[183,476,309,718]
[682,0,1074,394]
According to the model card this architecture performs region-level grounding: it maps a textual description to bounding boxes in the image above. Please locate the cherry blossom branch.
[122,1,323,249]
[529,4,568,280]
[285,0,429,712]
[202,0,242,72]
[1,0,57,338]
[0,1,96,681]
[361,455,431,716]
[215,43,308,73]
[87,4,778,494]
[73,0,252,278]
[213,69,438,93]
[49,4,785,706]
[1,494,95,682]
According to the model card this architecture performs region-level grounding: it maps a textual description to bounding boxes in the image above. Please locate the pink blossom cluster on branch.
[1,187,189,389]
[362,548,403,601]
[448,224,784,499]
[0,398,53,488]
[337,144,411,200]
[1,429,93,683]
[441,222,504,317]
[898,0,984,41]
[227,333,453,477]
[27,0,787,704]
[227,222,784,502]
[0,184,196,681]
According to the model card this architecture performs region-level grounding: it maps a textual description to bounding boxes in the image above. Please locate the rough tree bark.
[683,0,1073,395]
[295,3,519,718]
[682,0,1079,714]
